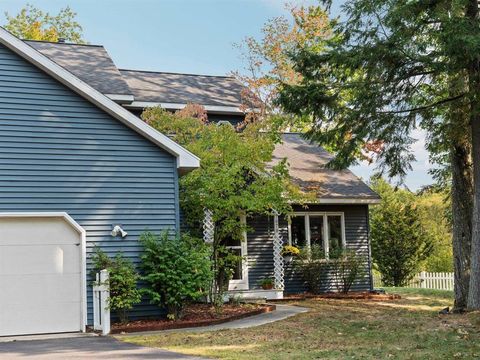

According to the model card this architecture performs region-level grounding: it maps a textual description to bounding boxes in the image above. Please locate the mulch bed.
[271,291,400,302]
[111,303,276,334]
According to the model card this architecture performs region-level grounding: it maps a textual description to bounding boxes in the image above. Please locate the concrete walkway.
[117,304,308,336]
[0,336,207,359]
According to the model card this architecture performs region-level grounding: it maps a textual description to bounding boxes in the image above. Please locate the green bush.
[140,231,213,320]
[90,248,142,323]
[295,244,327,294]
[330,249,366,293]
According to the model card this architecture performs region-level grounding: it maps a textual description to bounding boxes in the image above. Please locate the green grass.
[120,288,480,359]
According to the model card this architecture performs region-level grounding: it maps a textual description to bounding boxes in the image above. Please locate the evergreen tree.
[370,178,434,287]
[278,0,480,310]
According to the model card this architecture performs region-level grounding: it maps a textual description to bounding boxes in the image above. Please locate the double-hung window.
[288,212,346,259]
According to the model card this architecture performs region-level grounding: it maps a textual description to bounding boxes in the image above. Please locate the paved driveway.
[0,335,207,359]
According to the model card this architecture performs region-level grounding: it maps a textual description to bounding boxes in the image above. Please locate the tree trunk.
[468,111,480,309]
[466,0,480,309]
[451,143,473,311]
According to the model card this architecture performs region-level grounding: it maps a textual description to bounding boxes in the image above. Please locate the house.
[0,29,198,337]
[0,28,379,337]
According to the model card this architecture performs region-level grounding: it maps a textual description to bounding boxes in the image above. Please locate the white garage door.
[0,213,86,336]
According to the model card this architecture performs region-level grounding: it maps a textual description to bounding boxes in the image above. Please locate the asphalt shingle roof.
[26,40,133,97]
[270,133,380,200]
[119,69,244,107]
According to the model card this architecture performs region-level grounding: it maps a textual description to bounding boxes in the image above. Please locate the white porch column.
[203,208,214,243]
[273,211,285,290]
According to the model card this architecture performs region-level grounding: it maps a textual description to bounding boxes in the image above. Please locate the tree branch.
[379,93,466,114]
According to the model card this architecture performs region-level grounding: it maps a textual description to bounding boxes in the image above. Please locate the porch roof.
[270,133,380,203]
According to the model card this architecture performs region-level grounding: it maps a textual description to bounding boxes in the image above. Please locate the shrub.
[330,249,366,293]
[90,248,142,323]
[140,231,212,320]
[294,244,327,294]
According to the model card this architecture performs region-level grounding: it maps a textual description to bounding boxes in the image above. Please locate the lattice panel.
[273,211,285,290]
[203,208,215,244]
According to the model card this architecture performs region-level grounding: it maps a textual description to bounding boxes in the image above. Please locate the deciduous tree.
[4,4,84,43]
[233,4,331,127]
[142,105,302,305]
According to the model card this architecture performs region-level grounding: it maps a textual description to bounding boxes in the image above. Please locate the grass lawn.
[120,288,480,359]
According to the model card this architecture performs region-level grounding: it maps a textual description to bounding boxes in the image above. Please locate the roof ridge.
[25,39,104,48]
[119,68,235,79]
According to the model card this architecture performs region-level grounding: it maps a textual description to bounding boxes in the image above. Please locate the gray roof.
[119,69,244,107]
[270,134,380,201]
[26,40,133,97]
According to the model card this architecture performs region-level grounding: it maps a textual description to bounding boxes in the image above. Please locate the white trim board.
[0,211,87,333]
[227,289,284,300]
[0,27,199,172]
[313,198,381,205]
[125,101,246,115]
[105,94,135,104]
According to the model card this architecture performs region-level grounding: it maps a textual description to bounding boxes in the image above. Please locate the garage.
[0,213,86,337]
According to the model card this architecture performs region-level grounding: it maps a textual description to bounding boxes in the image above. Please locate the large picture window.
[288,212,346,259]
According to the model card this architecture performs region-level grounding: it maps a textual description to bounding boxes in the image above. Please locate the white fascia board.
[0,211,86,235]
[0,27,199,171]
[314,198,381,205]
[126,101,246,115]
[105,94,135,104]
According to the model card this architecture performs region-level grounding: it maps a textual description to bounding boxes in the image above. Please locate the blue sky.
[0,0,433,190]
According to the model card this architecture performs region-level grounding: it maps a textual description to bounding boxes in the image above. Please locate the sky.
[0,0,433,190]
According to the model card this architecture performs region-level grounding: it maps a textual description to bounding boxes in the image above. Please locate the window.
[223,237,243,280]
[327,215,343,256]
[290,215,306,248]
[224,215,249,290]
[288,212,345,259]
[309,215,324,249]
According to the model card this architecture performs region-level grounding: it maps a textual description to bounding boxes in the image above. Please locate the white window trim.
[227,215,249,291]
[288,212,346,259]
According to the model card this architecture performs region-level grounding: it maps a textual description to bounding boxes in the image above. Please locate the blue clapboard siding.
[0,44,179,323]
[246,205,372,293]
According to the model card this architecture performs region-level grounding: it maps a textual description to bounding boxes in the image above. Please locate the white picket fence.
[373,271,454,291]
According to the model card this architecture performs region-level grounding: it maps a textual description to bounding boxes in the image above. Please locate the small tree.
[142,106,301,308]
[370,178,434,286]
[90,248,141,323]
[4,4,84,43]
[416,189,453,272]
[139,231,212,320]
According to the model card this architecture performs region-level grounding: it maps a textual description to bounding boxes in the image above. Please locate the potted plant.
[259,278,274,290]
[281,245,300,263]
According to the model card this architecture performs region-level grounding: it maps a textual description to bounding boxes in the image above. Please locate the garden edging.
[110,304,276,334]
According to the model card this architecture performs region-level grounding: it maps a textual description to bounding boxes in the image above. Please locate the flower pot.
[262,283,274,290]
[283,255,293,263]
